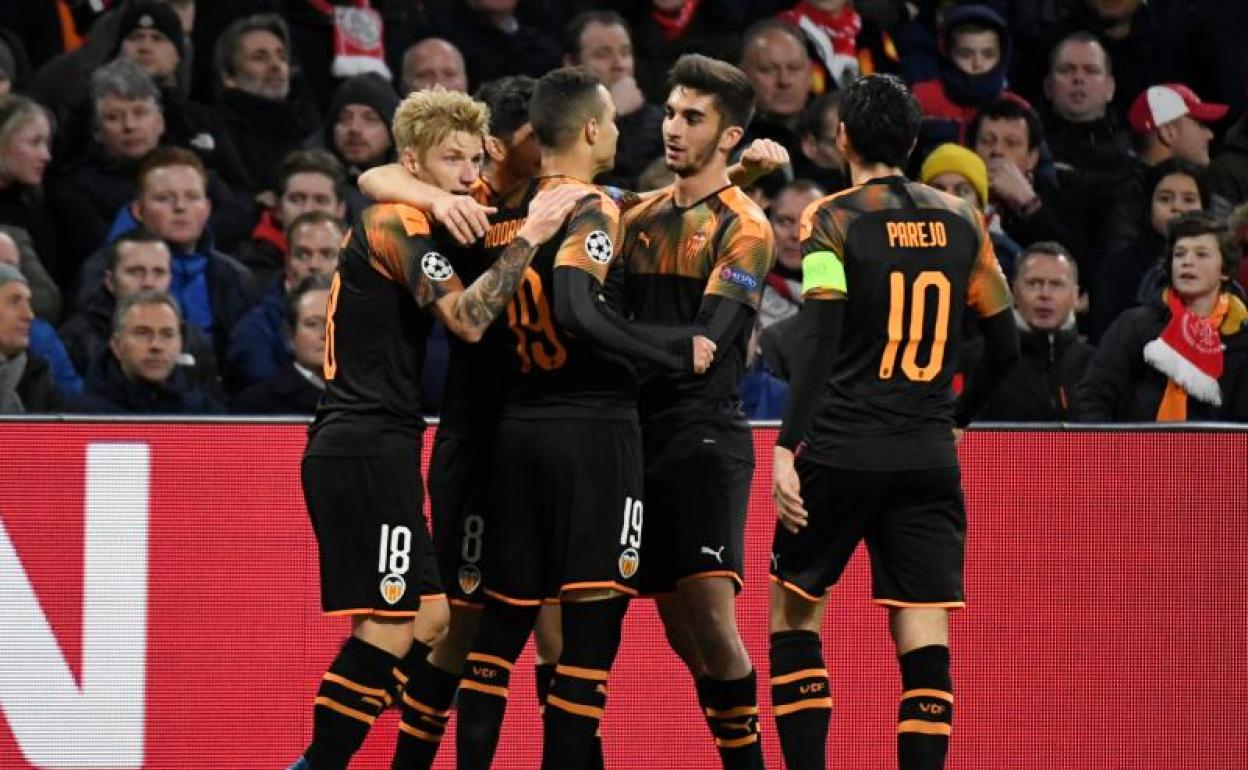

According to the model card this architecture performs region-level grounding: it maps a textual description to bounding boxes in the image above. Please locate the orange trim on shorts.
[459,680,509,699]
[483,588,543,607]
[324,608,419,618]
[421,593,448,602]
[705,705,758,719]
[546,694,604,720]
[314,696,376,725]
[403,692,452,717]
[559,581,638,597]
[675,570,743,588]
[449,598,484,609]
[466,653,514,671]
[715,734,760,749]
[773,697,833,717]
[770,668,828,686]
[897,720,952,736]
[323,672,389,699]
[873,599,966,610]
[902,688,953,703]
[555,664,609,682]
[769,574,825,602]
[398,722,441,743]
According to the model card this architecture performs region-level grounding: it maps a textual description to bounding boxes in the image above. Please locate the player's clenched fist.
[740,138,790,176]
[517,185,587,245]
[690,334,716,374]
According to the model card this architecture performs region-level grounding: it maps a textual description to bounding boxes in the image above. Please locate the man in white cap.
[1129,82,1228,167]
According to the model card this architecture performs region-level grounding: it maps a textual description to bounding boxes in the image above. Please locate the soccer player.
[453,66,714,770]
[288,88,582,770]
[768,74,1020,770]
[619,54,775,770]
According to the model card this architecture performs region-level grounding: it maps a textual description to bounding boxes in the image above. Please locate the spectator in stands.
[0,224,60,322]
[322,73,399,219]
[60,228,219,392]
[912,4,1020,157]
[742,319,788,419]
[215,13,320,194]
[0,95,56,292]
[1129,83,1227,168]
[1231,203,1248,291]
[1206,111,1248,215]
[400,38,468,96]
[0,263,57,413]
[920,141,1022,280]
[1078,0,1195,121]
[628,0,743,105]
[76,288,224,414]
[792,92,848,193]
[564,10,663,190]
[226,210,341,392]
[235,149,346,288]
[1074,211,1248,422]
[967,97,1080,278]
[113,1,184,91]
[1089,158,1207,342]
[960,242,1093,421]
[739,19,810,161]
[430,0,562,90]
[760,179,823,328]
[231,273,329,415]
[0,235,79,398]
[0,34,20,97]
[777,0,899,91]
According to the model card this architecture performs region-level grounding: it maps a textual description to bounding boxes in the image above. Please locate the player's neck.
[849,161,904,187]
[672,162,730,208]
[539,152,594,184]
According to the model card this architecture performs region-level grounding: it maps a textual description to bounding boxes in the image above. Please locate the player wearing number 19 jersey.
[767,75,1019,770]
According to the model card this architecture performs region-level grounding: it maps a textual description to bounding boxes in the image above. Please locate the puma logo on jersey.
[701,545,726,564]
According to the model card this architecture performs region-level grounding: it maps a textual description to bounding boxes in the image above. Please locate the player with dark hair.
[768,74,1019,770]
[620,53,773,770]
[287,88,582,770]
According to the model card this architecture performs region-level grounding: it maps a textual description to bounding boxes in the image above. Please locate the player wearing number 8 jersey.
[291,88,582,770]
[767,75,1019,770]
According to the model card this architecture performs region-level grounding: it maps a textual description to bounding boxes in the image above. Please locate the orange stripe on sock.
[773,697,833,717]
[546,694,604,720]
[398,722,442,743]
[403,692,452,717]
[466,653,514,671]
[715,734,760,749]
[898,719,952,736]
[323,672,389,699]
[555,664,609,681]
[902,688,953,703]
[705,705,758,719]
[770,668,828,685]
[313,696,377,725]
[460,680,509,699]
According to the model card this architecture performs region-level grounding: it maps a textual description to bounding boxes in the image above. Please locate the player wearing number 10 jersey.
[768,75,1019,770]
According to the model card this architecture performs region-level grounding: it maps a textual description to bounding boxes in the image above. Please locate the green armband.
[802,250,847,294]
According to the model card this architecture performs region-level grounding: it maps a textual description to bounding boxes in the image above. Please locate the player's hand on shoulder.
[741,139,790,178]
[517,185,585,246]
[772,445,807,533]
[431,192,495,245]
[691,334,716,374]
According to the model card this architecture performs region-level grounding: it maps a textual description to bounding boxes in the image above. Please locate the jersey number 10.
[879,270,951,382]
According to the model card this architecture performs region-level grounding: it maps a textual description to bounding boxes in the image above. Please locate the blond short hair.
[391,87,490,160]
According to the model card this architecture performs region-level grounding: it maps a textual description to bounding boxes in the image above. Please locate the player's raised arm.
[434,185,584,343]
[358,162,495,245]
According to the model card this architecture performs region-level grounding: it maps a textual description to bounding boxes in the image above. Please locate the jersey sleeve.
[364,203,465,308]
[798,197,848,301]
[554,191,621,283]
[704,210,776,308]
[965,207,1012,318]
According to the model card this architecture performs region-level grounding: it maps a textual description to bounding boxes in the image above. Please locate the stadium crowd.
[0,0,1245,422]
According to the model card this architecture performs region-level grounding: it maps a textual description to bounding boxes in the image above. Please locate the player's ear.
[400,147,422,176]
[719,125,744,153]
[484,135,507,164]
[836,121,851,160]
[585,117,599,146]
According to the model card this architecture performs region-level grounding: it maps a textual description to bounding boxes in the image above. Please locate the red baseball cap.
[1127,83,1229,134]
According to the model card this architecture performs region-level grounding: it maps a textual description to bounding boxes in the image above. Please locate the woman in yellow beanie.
[920,142,1020,279]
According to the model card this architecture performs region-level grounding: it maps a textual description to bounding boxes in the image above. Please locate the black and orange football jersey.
[500,175,634,418]
[308,203,465,450]
[620,184,775,420]
[799,176,1011,469]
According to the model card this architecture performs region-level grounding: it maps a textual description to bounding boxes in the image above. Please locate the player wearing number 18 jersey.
[767,75,1019,770]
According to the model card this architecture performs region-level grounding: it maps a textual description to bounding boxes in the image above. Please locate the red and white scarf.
[307,0,391,80]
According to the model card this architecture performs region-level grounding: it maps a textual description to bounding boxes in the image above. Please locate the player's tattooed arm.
[437,185,586,342]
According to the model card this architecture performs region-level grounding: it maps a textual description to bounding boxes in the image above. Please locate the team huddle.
[290,54,1018,770]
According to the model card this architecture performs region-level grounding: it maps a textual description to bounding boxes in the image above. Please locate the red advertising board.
[1,422,1245,769]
